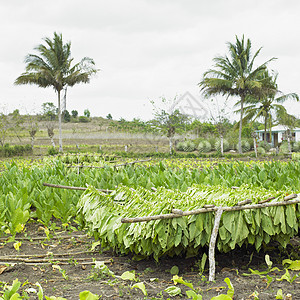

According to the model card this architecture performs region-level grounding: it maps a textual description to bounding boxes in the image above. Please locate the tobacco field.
[0,155,299,299]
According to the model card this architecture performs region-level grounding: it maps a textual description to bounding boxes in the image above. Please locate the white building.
[256,125,300,147]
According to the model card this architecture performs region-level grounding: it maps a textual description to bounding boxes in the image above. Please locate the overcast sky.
[1,0,300,121]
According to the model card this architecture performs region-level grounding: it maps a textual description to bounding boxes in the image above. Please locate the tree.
[10,109,25,142]
[151,97,190,154]
[277,107,299,155]
[208,99,232,155]
[45,121,56,147]
[15,32,98,152]
[106,113,112,120]
[0,113,9,146]
[71,110,78,118]
[199,35,275,153]
[241,71,299,143]
[84,109,91,118]
[42,102,57,121]
[63,110,71,122]
[27,115,38,149]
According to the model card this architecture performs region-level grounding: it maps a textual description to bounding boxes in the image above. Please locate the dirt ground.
[0,222,299,300]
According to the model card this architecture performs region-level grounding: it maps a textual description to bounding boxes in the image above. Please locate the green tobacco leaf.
[186,290,202,299]
[224,277,234,298]
[35,282,43,300]
[242,268,268,277]
[265,255,273,269]
[172,275,194,290]
[285,205,297,229]
[266,275,273,288]
[45,297,68,300]
[79,290,100,300]
[120,271,136,281]
[258,170,267,182]
[170,265,179,275]
[275,289,283,299]
[282,259,300,270]
[211,295,232,300]
[131,282,147,296]
[276,269,298,283]
[164,286,182,297]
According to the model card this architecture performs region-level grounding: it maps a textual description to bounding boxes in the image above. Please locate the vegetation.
[15,32,98,152]
[0,144,32,157]
[0,157,298,237]
[241,71,299,142]
[0,154,299,299]
[78,184,298,259]
[199,35,276,154]
[151,97,191,154]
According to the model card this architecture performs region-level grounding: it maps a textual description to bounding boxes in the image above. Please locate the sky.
[1,0,300,121]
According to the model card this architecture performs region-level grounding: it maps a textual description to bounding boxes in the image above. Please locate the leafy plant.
[172,275,202,299]
[210,278,234,300]
[78,184,299,259]
[198,141,211,153]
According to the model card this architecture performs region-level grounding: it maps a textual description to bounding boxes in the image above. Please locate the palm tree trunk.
[264,114,267,143]
[238,95,245,154]
[58,90,63,152]
[253,136,258,158]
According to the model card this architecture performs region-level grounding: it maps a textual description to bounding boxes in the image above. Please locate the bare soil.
[0,222,299,300]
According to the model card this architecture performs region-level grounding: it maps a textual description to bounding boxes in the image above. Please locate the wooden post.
[208,206,223,282]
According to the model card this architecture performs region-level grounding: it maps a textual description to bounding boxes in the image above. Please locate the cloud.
[0,0,299,120]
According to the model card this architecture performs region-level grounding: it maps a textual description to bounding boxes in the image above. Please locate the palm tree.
[199,35,275,153]
[15,32,98,152]
[241,71,299,143]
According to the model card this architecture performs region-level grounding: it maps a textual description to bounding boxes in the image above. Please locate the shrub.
[63,110,71,122]
[292,141,300,152]
[176,140,196,152]
[257,146,266,155]
[176,141,185,151]
[258,140,271,151]
[279,141,290,154]
[215,138,230,153]
[183,140,196,152]
[208,137,217,150]
[236,140,251,152]
[198,140,211,153]
[0,144,32,157]
[79,116,89,123]
[48,147,59,156]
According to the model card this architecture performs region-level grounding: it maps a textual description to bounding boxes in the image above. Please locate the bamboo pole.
[43,183,113,193]
[121,194,299,223]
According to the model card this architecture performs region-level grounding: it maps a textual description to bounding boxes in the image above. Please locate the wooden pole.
[43,182,113,193]
[121,195,299,223]
[208,207,223,281]
[67,158,151,169]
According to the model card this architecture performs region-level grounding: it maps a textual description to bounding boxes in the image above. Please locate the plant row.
[0,144,32,157]
[176,138,300,154]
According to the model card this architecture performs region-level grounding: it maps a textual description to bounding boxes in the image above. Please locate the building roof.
[256,125,300,132]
